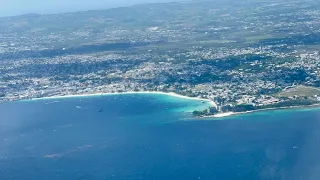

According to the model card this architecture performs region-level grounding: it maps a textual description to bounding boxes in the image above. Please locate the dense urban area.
[0,0,320,115]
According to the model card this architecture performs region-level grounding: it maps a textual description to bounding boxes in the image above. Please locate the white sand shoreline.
[212,112,235,118]
[19,92,320,119]
[25,91,216,107]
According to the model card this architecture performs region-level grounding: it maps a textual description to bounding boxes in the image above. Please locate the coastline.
[23,91,217,107]
[16,91,320,118]
[202,103,320,119]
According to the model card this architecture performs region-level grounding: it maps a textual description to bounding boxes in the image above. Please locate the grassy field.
[277,86,320,97]
[245,34,274,43]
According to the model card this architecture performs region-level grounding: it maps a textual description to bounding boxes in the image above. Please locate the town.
[0,0,320,115]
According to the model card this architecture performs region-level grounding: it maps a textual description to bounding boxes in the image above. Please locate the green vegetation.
[193,97,319,117]
[256,99,317,109]
[277,86,320,97]
[245,34,273,44]
[193,107,218,117]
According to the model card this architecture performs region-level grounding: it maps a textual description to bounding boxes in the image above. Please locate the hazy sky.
[0,0,177,17]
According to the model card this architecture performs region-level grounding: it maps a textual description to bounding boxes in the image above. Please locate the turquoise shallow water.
[1,93,320,180]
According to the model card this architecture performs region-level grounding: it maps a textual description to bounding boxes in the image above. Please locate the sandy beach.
[212,112,235,118]
[26,91,320,119]
[27,91,217,107]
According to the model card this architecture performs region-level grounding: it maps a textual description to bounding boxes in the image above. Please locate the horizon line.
[0,0,186,18]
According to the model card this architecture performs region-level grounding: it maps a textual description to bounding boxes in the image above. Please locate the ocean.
[1,93,320,180]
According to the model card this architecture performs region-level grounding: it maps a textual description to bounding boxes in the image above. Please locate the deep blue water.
[1,93,320,180]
